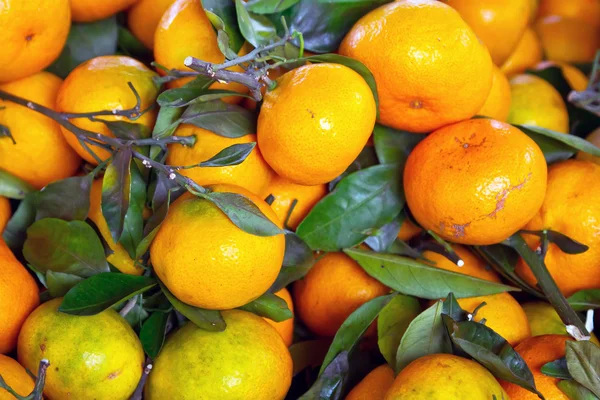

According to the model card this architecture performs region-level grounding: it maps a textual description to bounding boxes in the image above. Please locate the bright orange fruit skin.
[339,0,492,133]
[404,118,547,245]
[257,63,376,185]
[501,28,544,77]
[576,127,600,164]
[477,65,512,121]
[0,197,9,234]
[71,0,138,22]
[264,288,295,347]
[127,0,176,49]
[0,354,34,400]
[346,364,395,400]
[537,0,600,27]
[396,219,422,241]
[535,16,600,63]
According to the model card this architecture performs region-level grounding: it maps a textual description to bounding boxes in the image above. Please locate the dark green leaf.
[181,100,256,138]
[377,294,421,367]
[568,290,600,311]
[202,0,245,52]
[23,218,109,277]
[155,77,213,107]
[117,26,152,59]
[297,164,404,251]
[373,124,425,165]
[199,142,256,167]
[319,294,394,374]
[238,292,293,322]
[59,273,157,315]
[541,357,571,379]
[290,339,331,375]
[566,341,600,397]
[442,292,470,322]
[299,351,349,400]
[235,0,278,47]
[45,271,84,298]
[270,231,314,292]
[558,380,600,400]
[0,168,34,199]
[344,248,517,299]
[520,229,589,255]
[364,219,401,252]
[518,125,600,159]
[36,175,93,221]
[2,192,37,250]
[245,0,300,13]
[102,148,132,243]
[152,106,184,140]
[118,164,146,259]
[140,311,170,359]
[104,121,150,141]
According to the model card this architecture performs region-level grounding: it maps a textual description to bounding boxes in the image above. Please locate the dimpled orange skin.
[339,0,492,133]
[346,364,395,400]
[501,335,572,400]
[166,125,273,196]
[515,160,600,296]
[0,239,39,354]
[56,56,159,165]
[537,0,600,27]
[535,16,600,63]
[266,175,327,230]
[403,118,547,245]
[264,288,294,347]
[71,0,139,22]
[501,28,543,77]
[258,63,376,185]
[0,73,81,189]
[422,244,501,283]
[293,252,389,337]
[154,0,250,99]
[127,0,176,49]
[535,61,589,92]
[0,0,70,83]
[0,197,11,234]
[397,219,422,241]
[0,355,34,399]
[443,0,531,66]
[477,65,512,121]
[150,184,285,310]
[576,127,600,164]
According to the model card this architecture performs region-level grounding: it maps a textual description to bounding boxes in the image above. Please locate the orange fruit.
[150,184,285,310]
[535,16,600,63]
[397,219,422,241]
[576,127,600,164]
[423,244,501,283]
[404,118,547,245]
[264,288,294,347]
[0,0,70,83]
[535,61,589,91]
[537,0,600,27]
[145,310,292,400]
[515,160,600,296]
[0,197,10,234]
[501,28,544,77]
[507,74,569,133]
[70,0,138,22]
[293,252,389,337]
[500,335,572,400]
[257,63,376,185]
[385,353,508,399]
[339,0,492,133]
[477,65,512,121]
[266,175,327,230]
[127,0,176,49]
[56,56,159,165]
[0,72,81,189]
[166,125,273,196]
[0,239,39,354]
[346,364,395,400]
[154,0,251,98]
[0,354,34,399]
[443,0,531,66]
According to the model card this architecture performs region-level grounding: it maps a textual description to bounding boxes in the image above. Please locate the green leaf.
[568,290,600,311]
[0,168,34,199]
[153,106,184,140]
[235,0,278,47]
[118,164,146,259]
[521,229,589,255]
[45,271,84,298]
[328,146,378,191]
[102,148,132,243]
[199,143,256,167]
[104,121,150,141]
[373,125,425,165]
[245,0,300,13]
[59,273,157,315]
[297,164,404,251]
[159,281,226,331]
[181,100,257,138]
[558,380,600,400]
[270,231,314,292]
[238,292,292,322]
[566,341,600,397]
[202,0,245,52]
[117,26,152,59]
[36,174,93,221]
[47,17,118,78]
[344,248,517,299]
[140,311,170,359]
[2,192,37,250]
[364,219,401,253]
[517,125,600,159]
[541,357,571,379]
[290,339,331,376]
[23,218,109,277]
[155,77,213,107]
[319,293,394,375]
[299,351,349,400]
[377,294,421,367]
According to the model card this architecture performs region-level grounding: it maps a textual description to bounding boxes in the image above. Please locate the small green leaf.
[518,125,600,158]
[270,231,314,292]
[102,148,132,243]
[235,0,278,47]
[202,0,245,52]
[152,106,184,140]
[0,169,34,199]
[521,229,589,255]
[2,192,37,250]
[299,351,349,400]
[568,290,600,311]
[155,77,213,107]
[373,124,425,165]
[541,357,571,379]
[118,164,146,259]
[566,341,600,397]
[36,174,93,221]
[181,100,257,138]
[290,339,331,376]
[45,271,84,298]
[199,143,256,167]
[364,219,401,253]
[238,292,292,322]
[245,0,300,14]
[140,311,170,359]
[104,121,150,141]
[377,294,421,367]
[558,380,600,400]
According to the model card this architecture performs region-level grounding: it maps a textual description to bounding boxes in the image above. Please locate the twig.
[119,297,138,317]
[129,360,153,400]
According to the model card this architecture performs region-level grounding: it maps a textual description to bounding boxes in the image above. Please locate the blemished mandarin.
[339,0,492,133]
[501,28,544,77]
[0,197,10,234]
[258,63,376,185]
[523,302,600,345]
[145,310,293,400]
[266,176,327,230]
[346,364,395,400]
[535,16,600,63]
[70,0,138,22]
[264,288,294,347]
[293,252,389,337]
[150,184,285,310]
[507,74,569,133]
[576,127,600,164]
[0,73,81,189]
[403,118,547,245]
[501,335,572,400]
[166,125,273,196]
[457,293,531,346]
[18,298,144,400]
[535,61,589,91]
[127,0,176,49]
[397,219,422,241]
[515,160,600,296]
[384,354,508,399]
[422,244,501,283]
[89,180,143,275]
[56,56,159,165]
[0,239,39,354]
[154,0,250,98]
[537,0,600,27]
[443,0,531,66]
[0,0,70,83]
[0,355,34,400]
[477,65,512,121]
